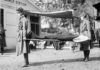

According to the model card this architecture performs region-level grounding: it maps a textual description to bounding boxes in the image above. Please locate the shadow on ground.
[30,56,100,66]
[3,48,16,53]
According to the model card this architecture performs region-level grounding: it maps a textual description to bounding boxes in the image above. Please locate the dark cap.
[16,7,24,13]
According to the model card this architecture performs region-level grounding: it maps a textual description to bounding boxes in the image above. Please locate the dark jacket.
[96,28,100,41]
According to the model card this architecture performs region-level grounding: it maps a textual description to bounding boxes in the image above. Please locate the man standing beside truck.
[16,8,31,67]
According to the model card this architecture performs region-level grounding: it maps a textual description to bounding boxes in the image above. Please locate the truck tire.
[53,41,60,50]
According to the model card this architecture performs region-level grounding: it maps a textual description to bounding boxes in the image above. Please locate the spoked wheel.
[0,47,4,55]
[53,41,60,50]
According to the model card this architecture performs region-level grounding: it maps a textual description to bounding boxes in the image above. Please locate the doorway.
[0,8,6,52]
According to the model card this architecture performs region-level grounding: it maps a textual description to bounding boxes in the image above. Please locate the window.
[30,15,40,36]
[30,16,39,23]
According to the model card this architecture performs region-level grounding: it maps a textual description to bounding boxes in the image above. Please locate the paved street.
[0,47,100,70]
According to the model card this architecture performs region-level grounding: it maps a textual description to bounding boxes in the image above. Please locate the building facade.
[0,0,41,49]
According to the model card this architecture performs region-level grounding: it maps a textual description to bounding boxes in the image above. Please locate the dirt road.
[0,48,100,70]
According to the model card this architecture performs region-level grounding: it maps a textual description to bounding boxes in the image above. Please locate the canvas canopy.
[23,9,74,18]
[38,10,73,18]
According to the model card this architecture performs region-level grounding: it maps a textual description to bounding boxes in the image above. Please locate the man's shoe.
[84,58,89,62]
[83,58,86,61]
[22,64,29,67]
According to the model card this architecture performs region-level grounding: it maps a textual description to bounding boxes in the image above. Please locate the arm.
[86,20,91,39]
[22,17,27,39]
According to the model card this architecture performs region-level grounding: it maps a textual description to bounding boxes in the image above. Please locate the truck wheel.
[0,47,4,55]
[53,41,60,50]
